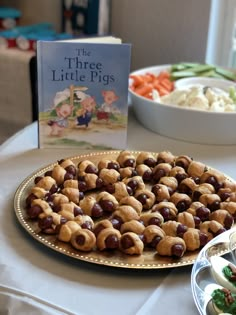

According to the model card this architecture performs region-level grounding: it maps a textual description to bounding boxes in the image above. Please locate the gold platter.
[14,150,231,269]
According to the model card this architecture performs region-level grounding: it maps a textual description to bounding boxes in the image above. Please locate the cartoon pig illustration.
[97,90,119,121]
[48,102,74,136]
[76,96,96,127]
[100,90,119,113]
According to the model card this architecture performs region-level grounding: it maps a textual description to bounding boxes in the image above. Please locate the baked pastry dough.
[51,165,68,185]
[152,163,172,182]
[120,232,144,255]
[187,160,207,178]
[140,211,164,227]
[143,225,165,247]
[156,236,186,257]
[119,196,143,215]
[158,176,178,195]
[136,151,156,167]
[35,176,57,192]
[71,229,96,251]
[119,167,137,179]
[61,187,80,204]
[221,178,236,192]
[30,199,53,217]
[122,176,145,193]
[48,193,69,207]
[151,183,170,202]
[156,151,175,165]
[111,205,140,225]
[97,159,120,171]
[135,164,152,181]
[57,201,83,220]
[162,220,188,238]
[110,181,131,201]
[178,177,198,196]
[81,173,103,191]
[74,214,94,230]
[25,150,236,260]
[27,187,48,206]
[79,196,103,218]
[117,150,136,168]
[63,179,79,189]
[58,158,76,172]
[199,193,221,211]
[96,191,119,213]
[217,187,234,202]
[209,209,234,230]
[183,228,208,251]
[93,219,113,237]
[200,169,226,191]
[120,220,145,234]
[199,220,226,240]
[38,212,66,234]
[134,188,155,210]
[177,211,196,229]
[169,166,188,183]
[78,160,98,177]
[175,155,192,171]
[170,192,192,212]
[192,183,215,201]
[96,227,121,250]
[186,201,210,221]
[99,168,121,185]
[151,201,178,221]
[58,221,81,242]
[220,201,236,218]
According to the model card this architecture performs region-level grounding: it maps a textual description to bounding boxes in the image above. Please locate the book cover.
[37,38,131,150]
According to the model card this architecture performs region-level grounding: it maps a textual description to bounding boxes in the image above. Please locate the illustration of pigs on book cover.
[37,40,131,149]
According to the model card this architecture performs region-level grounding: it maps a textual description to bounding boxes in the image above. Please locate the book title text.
[50,48,114,85]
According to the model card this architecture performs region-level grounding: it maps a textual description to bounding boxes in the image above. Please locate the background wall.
[0,0,212,71]
[0,0,62,31]
[110,0,212,70]
[0,0,212,143]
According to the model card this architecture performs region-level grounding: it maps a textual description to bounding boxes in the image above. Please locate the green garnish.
[212,288,236,314]
[229,86,236,102]
[170,62,236,82]
[223,265,234,280]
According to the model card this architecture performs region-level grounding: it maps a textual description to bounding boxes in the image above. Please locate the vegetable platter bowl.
[129,63,236,145]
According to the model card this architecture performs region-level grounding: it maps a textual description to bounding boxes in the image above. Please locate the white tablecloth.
[1,107,236,315]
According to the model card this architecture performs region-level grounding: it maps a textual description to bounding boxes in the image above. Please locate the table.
[1,106,236,315]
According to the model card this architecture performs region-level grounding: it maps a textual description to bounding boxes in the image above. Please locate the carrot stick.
[129,75,145,87]
[134,83,153,96]
[129,70,174,100]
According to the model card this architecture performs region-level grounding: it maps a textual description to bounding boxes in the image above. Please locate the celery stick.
[188,64,215,73]
[170,71,196,80]
[181,62,201,68]
[229,86,236,101]
[198,69,224,78]
[171,64,187,71]
[171,62,200,71]
[215,67,236,81]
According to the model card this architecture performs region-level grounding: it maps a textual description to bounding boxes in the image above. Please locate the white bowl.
[129,65,236,145]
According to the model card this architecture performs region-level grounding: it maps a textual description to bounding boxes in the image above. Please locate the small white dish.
[210,256,236,293]
[175,76,236,92]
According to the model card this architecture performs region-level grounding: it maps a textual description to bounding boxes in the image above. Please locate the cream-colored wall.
[110,0,211,70]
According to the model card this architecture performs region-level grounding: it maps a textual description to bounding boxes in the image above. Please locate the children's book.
[36,36,131,150]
